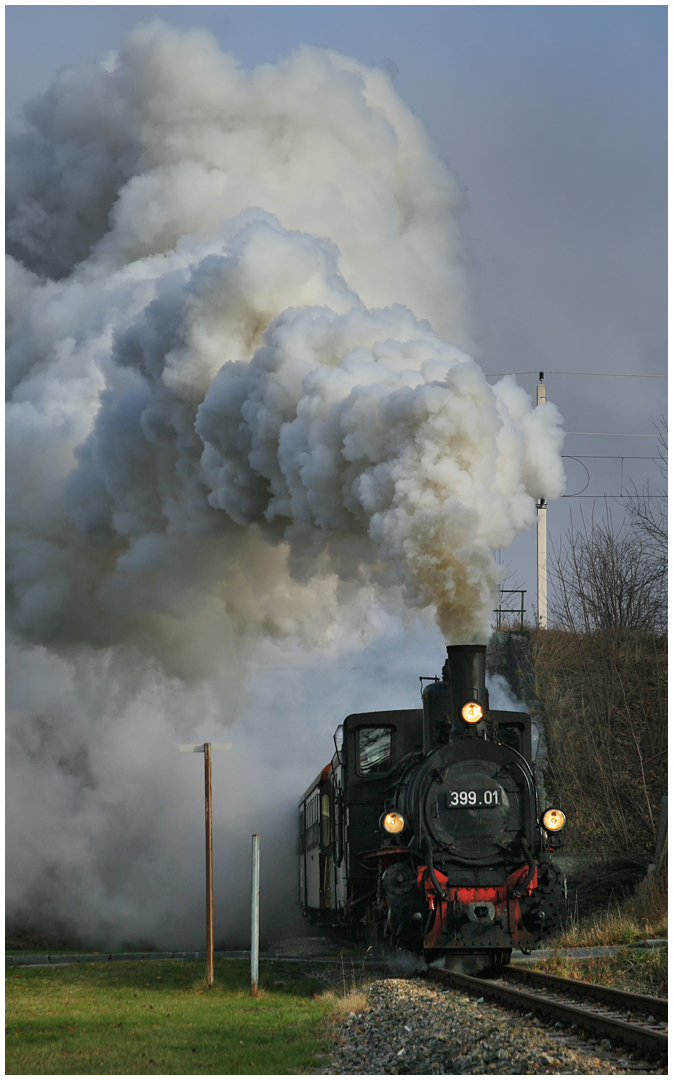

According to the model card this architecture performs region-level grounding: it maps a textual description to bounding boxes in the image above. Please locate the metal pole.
[537,373,548,629]
[204,742,214,986]
[251,834,260,997]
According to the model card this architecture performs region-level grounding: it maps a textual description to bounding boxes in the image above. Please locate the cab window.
[357,727,393,775]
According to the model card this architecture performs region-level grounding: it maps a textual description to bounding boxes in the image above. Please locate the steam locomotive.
[298,644,566,969]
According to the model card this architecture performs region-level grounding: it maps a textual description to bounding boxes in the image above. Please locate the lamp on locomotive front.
[381,810,406,835]
[461,701,483,723]
[542,807,566,833]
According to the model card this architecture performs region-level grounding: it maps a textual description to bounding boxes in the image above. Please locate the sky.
[6,3,667,613]
[4,5,668,949]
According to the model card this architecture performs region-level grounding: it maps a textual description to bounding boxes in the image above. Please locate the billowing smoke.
[6,22,565,948]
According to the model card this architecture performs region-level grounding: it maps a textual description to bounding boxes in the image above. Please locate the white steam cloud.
[6,23,565,947]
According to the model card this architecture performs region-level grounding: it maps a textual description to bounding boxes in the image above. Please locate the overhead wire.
[565,431,665,438]
[561,455,658,460]
[480,367,667,496]
[485,370,667,378]
[483,367,666,615]
[562,494,665,499]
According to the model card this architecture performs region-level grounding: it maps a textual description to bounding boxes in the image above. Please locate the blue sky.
[6,3,667,614]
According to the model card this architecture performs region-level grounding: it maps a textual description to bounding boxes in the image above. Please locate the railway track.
[427,964,667,1061]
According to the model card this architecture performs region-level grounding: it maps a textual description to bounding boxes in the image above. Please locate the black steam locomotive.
[299,644,566,968]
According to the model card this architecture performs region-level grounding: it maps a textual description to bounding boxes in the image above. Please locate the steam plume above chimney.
[7,23,565,657]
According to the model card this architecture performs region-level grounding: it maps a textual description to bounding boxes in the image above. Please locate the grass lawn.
[5,958,336,1074]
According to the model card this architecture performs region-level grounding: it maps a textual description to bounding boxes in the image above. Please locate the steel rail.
[426,968,667,1059]
[503,965,668,1020]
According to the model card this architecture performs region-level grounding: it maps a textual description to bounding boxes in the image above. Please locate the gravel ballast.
[318,975,664,1074]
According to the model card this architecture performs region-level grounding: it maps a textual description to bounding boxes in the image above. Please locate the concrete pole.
[537,373,548,629]
[537,498,548,628]
[204,742,214,986]
[251,834,260,997]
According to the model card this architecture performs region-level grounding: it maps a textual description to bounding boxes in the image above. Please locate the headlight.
[461,702,483,723]
[542,808,566,832]
[381,811,406,835]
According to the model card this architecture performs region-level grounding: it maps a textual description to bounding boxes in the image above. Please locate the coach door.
[319,787,333,909]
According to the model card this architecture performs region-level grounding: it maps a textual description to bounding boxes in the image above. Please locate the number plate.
[443,789,501,808]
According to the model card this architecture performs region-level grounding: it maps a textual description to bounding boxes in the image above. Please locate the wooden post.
[179,740,232,985]
[648,795,668,876]
[251,834,260,997]
[654,795,668,863]
[204,742,214,986]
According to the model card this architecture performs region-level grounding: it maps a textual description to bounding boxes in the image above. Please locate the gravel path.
[317,976,664,1075]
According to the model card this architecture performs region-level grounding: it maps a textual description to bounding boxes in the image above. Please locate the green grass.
[533,946,668,999]
[5,959,337,1074]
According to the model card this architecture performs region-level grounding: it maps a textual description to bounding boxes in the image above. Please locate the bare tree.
[550,505,666,635]
[532,458,667,856]
[622,417,667,630]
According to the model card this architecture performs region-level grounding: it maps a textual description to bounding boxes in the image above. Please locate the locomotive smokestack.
[443,644,486,703]
[444,644,488,740]
[422,643,489,750]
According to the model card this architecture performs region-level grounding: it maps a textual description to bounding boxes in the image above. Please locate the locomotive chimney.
[445,644,489,740]
[422,644,489,751]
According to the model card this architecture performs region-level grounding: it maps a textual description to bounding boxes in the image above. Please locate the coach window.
[306,792,320,848]
[321,793,331,846]
[357,727,393,775]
